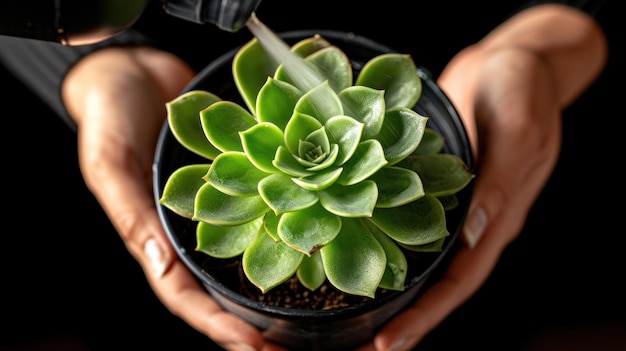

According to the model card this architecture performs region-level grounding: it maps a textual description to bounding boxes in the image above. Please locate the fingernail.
[463,207,487,249]
[145,238,168,279]
[228,343,257,351]
[388,337,407,351]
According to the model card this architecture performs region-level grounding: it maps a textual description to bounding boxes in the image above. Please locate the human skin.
[62,47,283,351]
[61,4,607,351]
[357,4,608,351]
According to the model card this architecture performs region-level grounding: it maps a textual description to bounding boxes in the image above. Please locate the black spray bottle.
[0,0,262,46]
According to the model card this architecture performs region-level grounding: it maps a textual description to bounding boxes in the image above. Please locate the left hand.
[355,4,607,350]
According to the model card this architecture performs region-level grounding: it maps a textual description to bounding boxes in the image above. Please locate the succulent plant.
[159,32,473,299]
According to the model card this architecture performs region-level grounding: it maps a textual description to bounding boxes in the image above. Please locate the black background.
[1,1,624,350]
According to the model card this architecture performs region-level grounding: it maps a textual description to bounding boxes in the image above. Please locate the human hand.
[356,4,607,351]
[61,46,287,351]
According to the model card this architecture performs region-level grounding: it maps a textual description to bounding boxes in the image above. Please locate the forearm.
[478,4,608,107]
[0,30,162,132]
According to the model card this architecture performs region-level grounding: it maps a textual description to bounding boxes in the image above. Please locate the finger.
[368,167,506,350]
[152,259,273,351]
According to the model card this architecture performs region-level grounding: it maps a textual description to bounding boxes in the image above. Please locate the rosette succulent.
[159,32,473,299]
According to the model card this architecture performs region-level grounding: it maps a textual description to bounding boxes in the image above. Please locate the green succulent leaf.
[300,143,339,171]
[300,127,330,162]
[292,167,343,191]
[294,81,343,125]
[256,77,303,130]
[399,237,446,252]
[398,154,474,196]
[200,101,256,153]
[162,33,475,298]
[258,173,319,215]
[338,86,385,139]
[297,251,326,291]
[193,183,269,225]
[272,146,314,177]
[369,166,425,208]
[284,111,323,155]
[437,194,460,211]
[363,220,407,291]
[324,115,363,165]
[368,195,448,245]
[279,202,342,255]
[196,217,263,258]
[276,45,351,93]
[337,139,388,185]
[290,35,332,57]
[321,218,386,298]
[243,229,304,293]
[355,53,422,109]
[376,107,428,166]
[233,38,279,114]
[319,180,378,218]
[166,90,222,160]
[159,164,211,218]
[207,152,270,196]
[415,128,445,155]
[302,46,352,92]
[262,211,281,242]
[240,122,284,173]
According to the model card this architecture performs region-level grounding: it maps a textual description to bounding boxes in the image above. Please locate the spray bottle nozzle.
[162,0,263,32]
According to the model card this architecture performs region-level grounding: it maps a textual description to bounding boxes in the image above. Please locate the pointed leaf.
[369,166,424,208]
[292,167,343,191]
[233,38,279,114]
[263,211,281,242]
[256,77,303,130]
[196,217,263,258]
[355,53,422,109]
[297,251,326,291]
[294,81,343,125]
[207,152,270,196]
[303,46,352,92]
[320,218,386,298]
[243,229,304,293]
[398,154,474,196]
[319,180,378,217]
[337,139,388,185]
[272,146,313,177]
[338,86,385,139]
[193,183,269,225]
[240,122,284,173]
[298,126,330,155]
[200,101,257,153]
[276,46,351,93]
[159,164,211,218]
[438,194,460,211]
[363,220,407,291]
[291,35,332,57]
[414,128,445,155]
[302,144,339,171]
[258,173,319,215]
[368,195,448,245]
[166,90,222,159]
[376,107,428,165]
[284,112,323,155]
[398,237,446,252]
[324,115,363,165]
[279,203,342,255]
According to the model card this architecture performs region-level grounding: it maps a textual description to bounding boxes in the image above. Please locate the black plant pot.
[153,29,474,351]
